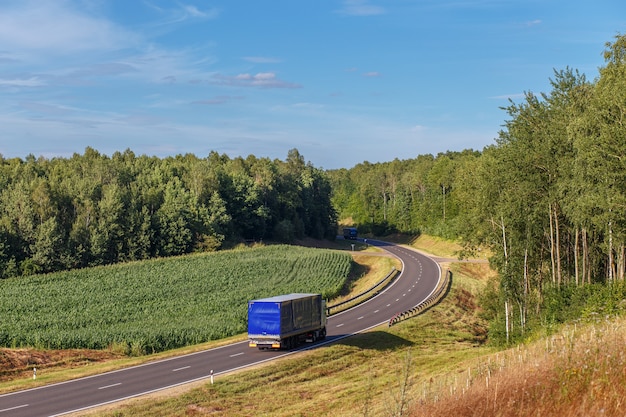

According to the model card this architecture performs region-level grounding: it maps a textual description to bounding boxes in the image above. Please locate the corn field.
[0,245,352,354]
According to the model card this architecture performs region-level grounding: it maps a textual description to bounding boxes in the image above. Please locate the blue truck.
[247,293,327,350]
[343,227,358,240]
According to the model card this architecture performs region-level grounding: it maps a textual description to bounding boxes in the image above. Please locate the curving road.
[0,241,440,417]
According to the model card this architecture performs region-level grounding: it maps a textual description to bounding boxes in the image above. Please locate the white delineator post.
[210,369,214,384]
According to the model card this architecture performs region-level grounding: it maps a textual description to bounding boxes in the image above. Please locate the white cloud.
[182,5,214,18]
[292,102,324,110]
[145,1,220,24]
[336,0,385,16]
[0,1,138,55]
[242,56,282,64]
[213,72,302,89]
[524,19,542,27]
[489,93,525,100]
[0,76,45,87]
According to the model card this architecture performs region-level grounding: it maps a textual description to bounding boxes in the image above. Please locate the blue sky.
[0,1,624,169]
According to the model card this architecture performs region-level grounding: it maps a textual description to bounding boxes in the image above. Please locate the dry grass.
[0,348,122,383]
[382,234,464,259]
[331,253,401,306]
[409,317,626,417]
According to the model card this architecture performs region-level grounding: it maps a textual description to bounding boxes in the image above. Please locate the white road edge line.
[98,383,122,390]
[0,404,29,413]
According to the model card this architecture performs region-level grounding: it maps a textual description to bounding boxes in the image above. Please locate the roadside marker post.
[210,369,214,384]
[33,367,36,380]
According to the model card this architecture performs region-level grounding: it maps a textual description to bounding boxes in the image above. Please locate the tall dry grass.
[409,317,626,417]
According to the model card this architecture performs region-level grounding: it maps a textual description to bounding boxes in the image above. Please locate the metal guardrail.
[388,269,452,327]
[327,267,399,316]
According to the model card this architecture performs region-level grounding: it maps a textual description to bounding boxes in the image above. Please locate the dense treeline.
[329,150,480,238]
[331,34,626,342]
[0,148,337,278]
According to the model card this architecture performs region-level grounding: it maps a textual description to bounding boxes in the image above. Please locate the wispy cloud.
[363,71,382,77]
[336,0,386,16]
[145,2,220,24]
[242,56,283,64]
[181,4,219,19]
[213,72,301,89]
[192,95,245,105]
[0,1,138,54]
[17,101,73,116]
[0,76,45,87]
[490,93,525,100]
[524,19,542,27]
[292,102,324,109]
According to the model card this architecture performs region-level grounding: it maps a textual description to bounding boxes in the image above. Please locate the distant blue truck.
[247,293,327,350]
[343,227,358,240]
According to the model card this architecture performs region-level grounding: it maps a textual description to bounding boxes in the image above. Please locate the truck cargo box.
[248,293,326,349]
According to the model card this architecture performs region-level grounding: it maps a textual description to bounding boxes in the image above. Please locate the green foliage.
[0,245,352,353]
[328,151,479,238]
[485,281,626,346]
[0,148,338,278]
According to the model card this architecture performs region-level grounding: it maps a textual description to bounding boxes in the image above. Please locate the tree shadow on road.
[332,331,413,351]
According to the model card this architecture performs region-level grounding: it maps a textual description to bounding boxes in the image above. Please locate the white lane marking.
[98,383,122,390]
[374,310,380,313]
[0,404,29,413]
[387,304,391,307]
[336,323,344,327]
[357,316,364,320]
[230,352,244,358]
[173,366,191,372]
[403,293,406,297]
[395,298,400,302]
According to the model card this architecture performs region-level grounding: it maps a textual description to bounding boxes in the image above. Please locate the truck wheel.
[320,328,326,339]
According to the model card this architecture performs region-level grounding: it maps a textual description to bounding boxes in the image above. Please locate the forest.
[2,34,626,343]
[0,148,337,278]
[330,34,626,342]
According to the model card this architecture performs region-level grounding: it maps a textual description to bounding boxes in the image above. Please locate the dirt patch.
[0,348,122,382]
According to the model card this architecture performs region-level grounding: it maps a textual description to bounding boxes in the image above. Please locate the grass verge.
[78,238,493,416]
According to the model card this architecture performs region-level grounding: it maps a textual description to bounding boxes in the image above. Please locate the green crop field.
[0,245,352,354]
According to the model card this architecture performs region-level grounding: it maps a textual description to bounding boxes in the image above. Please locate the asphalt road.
[0,240,441,417]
